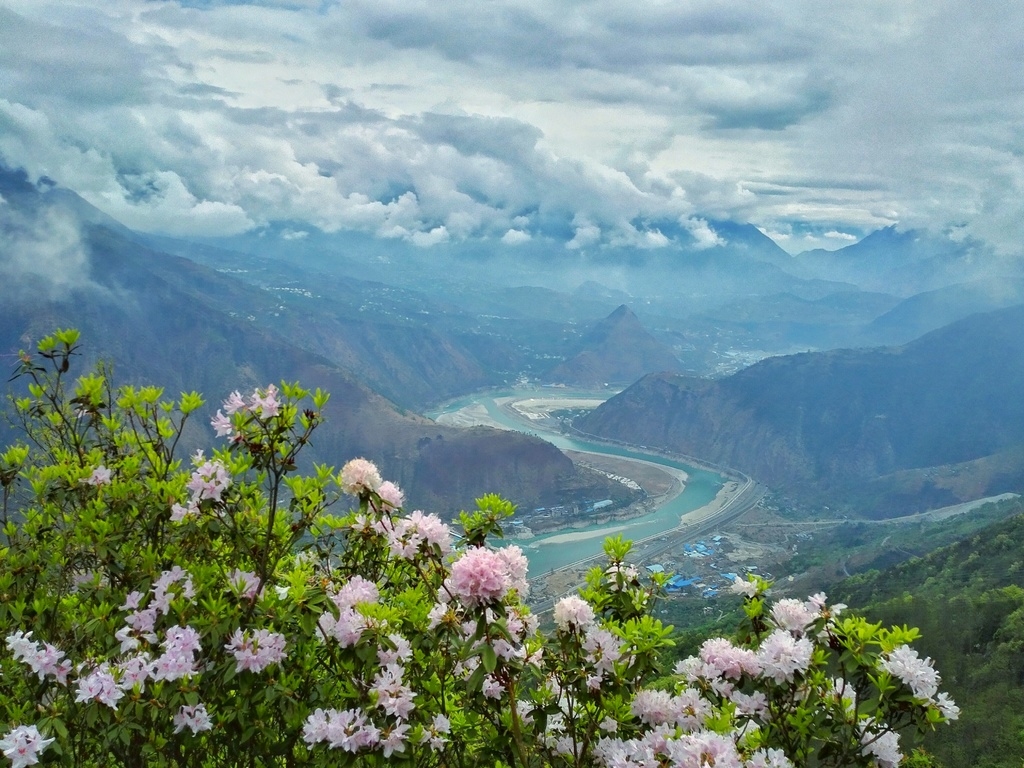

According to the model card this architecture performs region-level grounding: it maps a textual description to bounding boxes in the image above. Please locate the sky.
[1,0,1022,255]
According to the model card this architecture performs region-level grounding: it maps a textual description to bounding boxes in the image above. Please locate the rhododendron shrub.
[0,331,956,767]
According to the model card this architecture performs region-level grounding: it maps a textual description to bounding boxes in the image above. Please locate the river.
[428,390,724,574]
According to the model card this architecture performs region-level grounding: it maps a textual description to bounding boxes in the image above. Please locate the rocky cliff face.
[578,305,1024,514]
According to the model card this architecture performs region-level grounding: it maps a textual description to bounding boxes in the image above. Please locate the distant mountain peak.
[547,304,681,386]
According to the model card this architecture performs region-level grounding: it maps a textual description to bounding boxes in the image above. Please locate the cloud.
[683,217,726,250]
[501,228,531,245]
[0,0,1022,258]
[0,200,94,300]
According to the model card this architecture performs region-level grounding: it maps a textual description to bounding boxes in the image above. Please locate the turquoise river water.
[429,391,723,575]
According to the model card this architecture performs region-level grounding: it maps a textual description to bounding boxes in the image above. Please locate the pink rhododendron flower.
[880,644,940,700]
[340,458,382,495]
[170,500,199,522]
[447,546,518,607]
[85,465,111,486]
[370,663,416,718]
[730,576,759,598]
[0,724,54,768]
[331,575,379,611]
[6,632,71,685]
[377,480,404,508]
[210,409,234,438]
[222,390,247,414]
[553,595,596,632]
[250,384,280,418]
[698,637,761,680]
[229,569,263,600]
[187,459,231,502]
[769,598,817,635]
[419,714,450,751]
[226,628,287,673]
[860,723,901,768]
[75,665,123,709]
[756,629,814,683]
[302,708,380,753]
[173,703,212,735]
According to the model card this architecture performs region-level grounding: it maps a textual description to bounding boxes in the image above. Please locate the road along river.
[429,390,752,576]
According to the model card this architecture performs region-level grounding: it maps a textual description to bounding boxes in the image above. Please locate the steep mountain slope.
[0,169,625,515]
[577,305,1024,515]
[546,305,683,385]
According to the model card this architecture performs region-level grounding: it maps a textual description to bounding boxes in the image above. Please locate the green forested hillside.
[837,499,1024,767]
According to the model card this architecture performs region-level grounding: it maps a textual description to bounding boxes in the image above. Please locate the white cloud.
[823,230,858,242]
[501,228,531,245]
[410,225,449,247]
[683,217,725,250]
[0,0,1022,257]
[0,202,94,300]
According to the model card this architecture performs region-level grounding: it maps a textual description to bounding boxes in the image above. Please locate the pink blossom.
[553,595,596,632]
[169,500,199,522]
[730,576,759,598]
[756,629,814,683]
[663,731,742,768]
[229,570,263,600]
[698,637,761,680]
[447,547,513,607]
[318,608,367,647]
[371,664,416,718]
[250,384,280,418]
[377,481,404,508]
[860,724,901,768]
[85,465,111,486]
[935,692,960,720]
[173,703,213,735]
[583,627,624,674]
[116,654,151,690]
[302,708,380,753]
[482,674,503,699]
[497,545,529,597]
[210,410,234,438]
[186,459,231,502]
[377,634,412,666]
[769,598,817,635]
[331,576,379,611]
[419,713,450,751]
[379,721,410,758]
[222,390,247,414]
[75,665,123,709]
[340,458,382,495]
[386,511,453,559]
[746,747,794,767]
[6,632,71,685]
[0,725,54,768]
[150,625,202,681]
[226,628,287,673]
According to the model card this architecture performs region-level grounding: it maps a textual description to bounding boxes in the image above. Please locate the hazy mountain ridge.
[0,169,626,515]
[577,304,1024,516]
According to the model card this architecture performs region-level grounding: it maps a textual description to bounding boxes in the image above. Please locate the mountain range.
[0,167,628,515]
[577,303,1024,517]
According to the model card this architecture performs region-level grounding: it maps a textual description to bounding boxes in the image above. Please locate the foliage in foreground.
[1,330,956,767]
